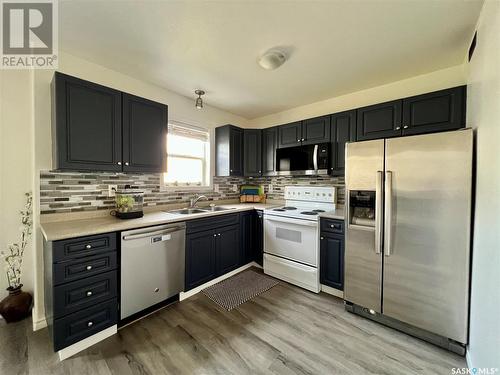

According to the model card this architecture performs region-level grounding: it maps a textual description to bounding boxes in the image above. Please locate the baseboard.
[32,317,47,331]
[179,262,259,301]
[58,325,117,361]
[321,284,344,299]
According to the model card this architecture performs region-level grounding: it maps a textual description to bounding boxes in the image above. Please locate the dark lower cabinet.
[402,86,465,136]
[243,129,262,176]
[302,115,330,145]
[278,121,302,148]
[320,219,344,291]
[330,110,356,175]
[44,232,118,352]
[185,229,217,290]
[240,211,255,265]
[215,125,244,176]
[216,225,240,275]
[262,127,278,176]
[255,210,264,266]
[356,100,402,141]
[122,93,167,173]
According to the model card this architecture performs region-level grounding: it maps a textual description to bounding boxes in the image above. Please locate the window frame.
[161,120,213,191]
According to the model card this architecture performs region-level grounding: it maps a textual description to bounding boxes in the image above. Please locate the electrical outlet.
[214,184,219,193]
[269,184,273,193]
[108,185,118,197]
[232,184,238,192]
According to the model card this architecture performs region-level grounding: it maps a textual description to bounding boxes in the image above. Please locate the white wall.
[465,0,500,369]
[0,71,35,301]
[247,65,466,128]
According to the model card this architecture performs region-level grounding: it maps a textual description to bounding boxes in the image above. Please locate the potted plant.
[0,192,33,323]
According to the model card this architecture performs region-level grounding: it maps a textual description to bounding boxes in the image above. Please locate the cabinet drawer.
[53,233,117,262]
[54,271,117,318]
[53,252,117,286]
[186,213,239,234]
[320,219,344,234]
[53,298,117,351]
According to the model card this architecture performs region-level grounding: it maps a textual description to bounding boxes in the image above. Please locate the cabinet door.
[278,121,302,148]
[356,100,402,141]
[320,233,344,290]
[216,224,240,276]
[302,115,330,145]
[240,211,255,265]
[262,127,278,176]
[52,72,122,171]
[229,127,244,176]
[122,93,168,173]
[330,110,356,175]
[243,129,262,176]
[402,86,465,136]
[185,229,216,291]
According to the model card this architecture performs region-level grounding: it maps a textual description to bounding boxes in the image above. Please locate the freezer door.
[344,139,384,312]
[383,129,472,343]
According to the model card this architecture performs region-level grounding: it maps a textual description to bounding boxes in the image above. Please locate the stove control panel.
[284,186,336,203]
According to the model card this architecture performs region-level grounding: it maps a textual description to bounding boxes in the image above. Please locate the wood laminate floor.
[0,272,466,375]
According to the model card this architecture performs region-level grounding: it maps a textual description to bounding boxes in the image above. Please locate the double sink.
[167,206,234,215]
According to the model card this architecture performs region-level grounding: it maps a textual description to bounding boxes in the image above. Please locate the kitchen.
[0,1,499,374]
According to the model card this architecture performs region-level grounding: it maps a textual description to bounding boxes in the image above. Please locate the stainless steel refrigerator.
[344,129,472,354]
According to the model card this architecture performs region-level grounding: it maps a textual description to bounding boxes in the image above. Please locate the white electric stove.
[263,186,336,292]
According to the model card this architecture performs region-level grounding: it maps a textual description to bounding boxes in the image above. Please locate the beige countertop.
[319,206,345,220]
[40,202,281,241]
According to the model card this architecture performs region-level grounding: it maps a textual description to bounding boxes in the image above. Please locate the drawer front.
[53,298,117,351]
[53,252,117,286]
[54,271,117,318]
[53,233,117,262]
[321,219,344,234]
[186,213,239,234]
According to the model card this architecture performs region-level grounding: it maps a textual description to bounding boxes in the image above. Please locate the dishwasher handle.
[122,226,184,241]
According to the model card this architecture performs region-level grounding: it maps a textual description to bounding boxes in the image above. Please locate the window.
[163,121,210,187]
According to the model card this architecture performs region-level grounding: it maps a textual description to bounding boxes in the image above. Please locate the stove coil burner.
[273,208,286,212]
[282,206,297,210]
[312,209,325,213]
[300,211,319,215]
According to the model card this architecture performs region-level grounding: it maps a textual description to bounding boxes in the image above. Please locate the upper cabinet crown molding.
[52,72,168,173]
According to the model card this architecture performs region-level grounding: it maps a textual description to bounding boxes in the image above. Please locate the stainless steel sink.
[167,208,207,215]
[201,206,234,212]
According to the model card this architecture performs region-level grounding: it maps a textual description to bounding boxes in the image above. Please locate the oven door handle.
[264,215,318,227]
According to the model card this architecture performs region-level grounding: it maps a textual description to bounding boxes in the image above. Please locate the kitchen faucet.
[189,195,208,208]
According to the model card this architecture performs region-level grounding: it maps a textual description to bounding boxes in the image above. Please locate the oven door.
[264,215,319,266]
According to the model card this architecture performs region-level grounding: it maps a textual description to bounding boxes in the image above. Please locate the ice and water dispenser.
[348,191,376,228]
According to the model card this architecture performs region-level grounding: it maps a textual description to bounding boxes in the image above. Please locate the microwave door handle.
[313,145,319,171]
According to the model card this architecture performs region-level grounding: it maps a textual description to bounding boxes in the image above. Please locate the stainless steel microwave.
[276,143,330,176]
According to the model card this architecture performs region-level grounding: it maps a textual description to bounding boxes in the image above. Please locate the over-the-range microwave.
[276,143,330,176]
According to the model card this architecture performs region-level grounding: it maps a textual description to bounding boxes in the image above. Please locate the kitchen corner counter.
[319,206,345,220]
[40,202,281,242]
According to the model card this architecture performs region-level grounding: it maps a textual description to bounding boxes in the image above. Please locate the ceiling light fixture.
[194,89,205,109]
[258,49,287,70]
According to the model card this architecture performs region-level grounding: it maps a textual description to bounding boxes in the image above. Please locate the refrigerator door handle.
[375,171,383,254]
[384,171,393,256]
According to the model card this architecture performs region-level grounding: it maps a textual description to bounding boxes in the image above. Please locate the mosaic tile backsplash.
[40,171,345,214]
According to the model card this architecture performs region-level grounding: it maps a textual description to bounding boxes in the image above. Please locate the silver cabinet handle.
[395,126,401,130]
[87,321,93,327]
[403,125,408,129]
[86,265,92,271]
[217,233,221,236]
[213,234,217,237]
[230,169,233,172]
[375,171,383,254]
[85,244,92,249]
[117,161,122,165]
[86,291,93,297]
[301,138,305,141]
[125,162,129,166]
[384,171,393,257]
[320,236,324,240]
[297,140,300,142]
[259,170,261,173]
[154,288,159,293]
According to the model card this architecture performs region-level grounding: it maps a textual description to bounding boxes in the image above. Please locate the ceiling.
[59,0,483,119]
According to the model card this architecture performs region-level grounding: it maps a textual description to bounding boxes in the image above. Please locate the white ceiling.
[59,0,483,119]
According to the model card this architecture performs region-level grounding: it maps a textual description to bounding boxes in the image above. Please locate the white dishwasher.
[120,223,185,320]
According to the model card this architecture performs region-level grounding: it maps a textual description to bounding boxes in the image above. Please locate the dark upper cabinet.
[122,94,167,173]
[262,127,278,176]
[330,110,356,176]
[302,115,330,145]
[243,129,262,177]
[215,125,243,176]
[402,86,465,136]
[216,224,240,275]
[52,72,123,171]
[185,229,217,291]
[356,100,402,141]
[52,72,168,173]
[320,232,344,291]
[278,121,302,148]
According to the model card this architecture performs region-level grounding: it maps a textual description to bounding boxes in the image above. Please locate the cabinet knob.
[117,161,122,165]
[259,170,261,173]
[86,291,93,297]
[403,125,409,129]
[213,234,217,237]
[85,244,92,249]
[87,321,93,327]
[396,126,401,130]
[297,140,300,142]
[320,237,324,240]
[301,138,305,141]
[86,265,92,271]
[154,288,160,293]
[125,162,129,166]
[230,169,233,172]
[218,233,221,236]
